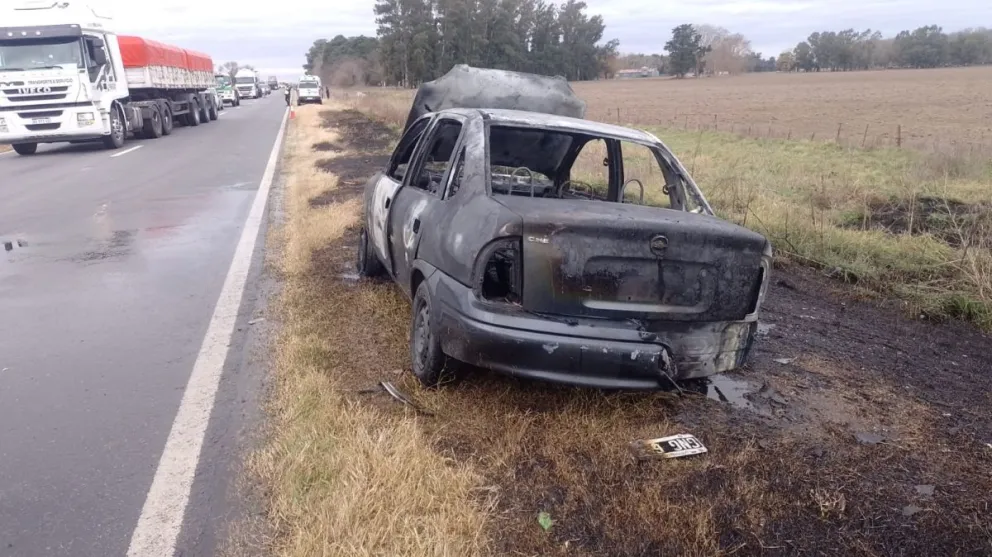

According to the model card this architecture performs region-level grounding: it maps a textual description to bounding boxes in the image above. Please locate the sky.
[101,0,990,80]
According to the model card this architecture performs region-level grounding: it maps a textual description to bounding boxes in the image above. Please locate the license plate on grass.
[630,434,708,460]
[31,117,52,125]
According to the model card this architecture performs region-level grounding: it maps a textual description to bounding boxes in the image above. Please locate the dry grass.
[576,67,992,154]
[251,102,992,556]
[246,102,490,557]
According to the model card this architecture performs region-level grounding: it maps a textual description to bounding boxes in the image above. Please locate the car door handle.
[412,218,420,234]
[384,197,391,209]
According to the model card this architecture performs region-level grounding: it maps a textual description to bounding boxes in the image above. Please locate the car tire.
[410,281,453,388]
[12,143,38,155]
[356,227,385,278]
[102,107,125,149]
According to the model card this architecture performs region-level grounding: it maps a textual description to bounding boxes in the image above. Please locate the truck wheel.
[12,143,38,155]
[141,107,163,139]
[186,100,201,127]
[102,107,125,150]
[356,227,385,278]
[410,281,454,388]
[200,99,211,124]
[161,106,174,136]
[207,100,218,121]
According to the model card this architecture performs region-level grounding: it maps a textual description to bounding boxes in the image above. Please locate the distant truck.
[267,76,279,91]
[0,1,221,155]
[235,68,259,99]
[297,75,322,104]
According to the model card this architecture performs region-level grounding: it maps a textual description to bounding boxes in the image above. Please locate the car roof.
[436,107,661,145]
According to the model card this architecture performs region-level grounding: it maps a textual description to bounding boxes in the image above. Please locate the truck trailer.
[0,1,222,155]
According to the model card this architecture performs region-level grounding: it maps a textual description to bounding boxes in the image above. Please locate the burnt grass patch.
[309,110,396,207]
[311,141,342,152]
[844,195,992,248]
[312,107,992,556]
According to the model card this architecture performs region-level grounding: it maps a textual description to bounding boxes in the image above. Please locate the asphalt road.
[0,94,287,556]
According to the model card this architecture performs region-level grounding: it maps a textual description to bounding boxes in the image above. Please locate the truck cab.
[234,68,257,99]
[0,1,128,153]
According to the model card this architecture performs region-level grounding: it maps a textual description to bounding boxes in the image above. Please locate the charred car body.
[358,65,772,390]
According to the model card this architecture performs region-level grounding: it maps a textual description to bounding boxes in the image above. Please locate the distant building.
[616,66,660,79]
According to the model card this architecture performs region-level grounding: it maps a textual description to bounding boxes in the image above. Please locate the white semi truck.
[0,1,221,155]
[234,68,259,100]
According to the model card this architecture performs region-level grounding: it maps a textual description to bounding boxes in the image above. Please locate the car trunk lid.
[496,197,768,323]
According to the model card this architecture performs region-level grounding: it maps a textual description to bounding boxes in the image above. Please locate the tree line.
[782,26,992,71]
[304,15,992,86]
[304,0,617,87]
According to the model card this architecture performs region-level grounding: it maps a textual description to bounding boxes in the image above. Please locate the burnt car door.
[367,116,433,271]
[387,114,467,297]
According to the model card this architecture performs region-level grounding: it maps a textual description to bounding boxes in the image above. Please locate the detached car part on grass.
[357,64,773,390]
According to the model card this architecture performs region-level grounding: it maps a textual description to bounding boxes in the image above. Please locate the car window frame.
[405,114,467,198]
[387,115,434,182]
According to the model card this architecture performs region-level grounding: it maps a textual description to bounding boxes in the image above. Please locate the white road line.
[126,107,289,557]
[111,145,143,158]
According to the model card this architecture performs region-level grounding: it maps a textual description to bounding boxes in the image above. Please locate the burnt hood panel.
[403,65,587,131]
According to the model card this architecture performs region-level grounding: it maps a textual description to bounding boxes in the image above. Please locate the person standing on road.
[324,86,330,99]
[285,85,293,107]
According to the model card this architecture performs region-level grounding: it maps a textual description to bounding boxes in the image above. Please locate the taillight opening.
[473,237,523,304]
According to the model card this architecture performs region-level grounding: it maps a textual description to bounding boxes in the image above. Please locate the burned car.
[357,65,772,390]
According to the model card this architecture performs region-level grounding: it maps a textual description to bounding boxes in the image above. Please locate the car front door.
[367,116,433,271]
[387,115,467,296]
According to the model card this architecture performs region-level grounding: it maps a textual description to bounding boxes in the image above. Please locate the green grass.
[646,126,992,328]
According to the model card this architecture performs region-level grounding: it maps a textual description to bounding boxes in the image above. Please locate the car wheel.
[356,227,385,278]
[410,281,453,388]
[12,143,38,155]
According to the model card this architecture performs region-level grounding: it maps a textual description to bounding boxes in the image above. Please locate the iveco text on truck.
[0,1,222,155]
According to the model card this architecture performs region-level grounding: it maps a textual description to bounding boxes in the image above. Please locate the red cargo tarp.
[118,35,212,71]
[183,49,214,73]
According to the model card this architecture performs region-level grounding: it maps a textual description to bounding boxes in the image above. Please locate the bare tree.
[695,24,753,75]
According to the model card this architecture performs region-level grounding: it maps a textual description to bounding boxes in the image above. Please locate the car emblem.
[649,235,669,257]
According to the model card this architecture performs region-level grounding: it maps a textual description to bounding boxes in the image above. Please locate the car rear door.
[387,114,467,296]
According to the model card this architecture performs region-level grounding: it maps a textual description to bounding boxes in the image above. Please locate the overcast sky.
[105,0,988,80]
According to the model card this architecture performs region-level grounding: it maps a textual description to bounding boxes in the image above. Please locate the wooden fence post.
[861,124,870,148]
[835,123,843,143]
[897,124,902,148]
